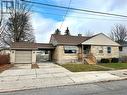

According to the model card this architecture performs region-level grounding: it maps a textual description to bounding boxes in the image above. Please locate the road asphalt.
[1,80,127,95]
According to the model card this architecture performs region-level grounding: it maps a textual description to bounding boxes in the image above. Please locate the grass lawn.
[61,63,127,72]
[100,63,127,69]
[61,64,110,72]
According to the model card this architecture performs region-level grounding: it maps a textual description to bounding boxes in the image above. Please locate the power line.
[33,4,126,19]
[21,0,127,18]
[60,0,72,29]
[31,10,127,22]
[31,3,127,19]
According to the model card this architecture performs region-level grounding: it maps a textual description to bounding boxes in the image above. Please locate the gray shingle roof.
[51,34,91,45]
[11,42,55,50]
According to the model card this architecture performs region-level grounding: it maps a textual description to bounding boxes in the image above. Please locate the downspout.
[81,44,84,63]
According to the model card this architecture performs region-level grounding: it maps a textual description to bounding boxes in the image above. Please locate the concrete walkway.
[0,63,127,92]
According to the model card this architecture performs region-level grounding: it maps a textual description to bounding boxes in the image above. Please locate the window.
[119,46,123,51]
[107,47,111,53]
[98,46,103,53]
[64,46,77,54]
[64,50,76,53]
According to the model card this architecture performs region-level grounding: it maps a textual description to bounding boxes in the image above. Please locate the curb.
[0,77,126,93]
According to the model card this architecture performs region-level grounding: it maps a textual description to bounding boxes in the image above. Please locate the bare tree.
[54,28,61,35]
[84,30,94,37]
[0,21,8,47]
[64,27,71,35]
[110,24,127,44]
[0,4,35,47]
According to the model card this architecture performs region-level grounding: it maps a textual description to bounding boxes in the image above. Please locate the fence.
[0,54,10,64]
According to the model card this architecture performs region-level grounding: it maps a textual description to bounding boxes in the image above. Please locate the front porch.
[78,45,97,64]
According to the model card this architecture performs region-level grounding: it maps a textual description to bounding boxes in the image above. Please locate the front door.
[83,45,91,54]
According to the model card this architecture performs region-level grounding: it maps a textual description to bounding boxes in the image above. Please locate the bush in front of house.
[111,58,119,63]
[119,56,127,63]
[100,58,110,63]
[0,54,10,64]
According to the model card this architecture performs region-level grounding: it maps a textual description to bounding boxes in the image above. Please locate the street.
[1,80,127,95]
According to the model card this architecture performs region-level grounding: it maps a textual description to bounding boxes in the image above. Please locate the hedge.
[0,54,10,64]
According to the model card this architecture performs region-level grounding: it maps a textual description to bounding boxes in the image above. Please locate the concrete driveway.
[0,63,73,81]
[0,63,124,92]
[0,63,74,92]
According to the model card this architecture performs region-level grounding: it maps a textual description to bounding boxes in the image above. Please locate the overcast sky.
[4,0,127,43]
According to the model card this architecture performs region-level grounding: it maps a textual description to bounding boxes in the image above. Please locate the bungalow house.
[10,33,120,64]
[0,48,10,55]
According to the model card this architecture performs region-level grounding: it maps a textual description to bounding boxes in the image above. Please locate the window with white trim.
[64,46,77,54]
[107,47,111,53]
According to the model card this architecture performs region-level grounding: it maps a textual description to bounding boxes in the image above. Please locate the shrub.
[0,54,10,64]
[100,58,110,63]
[120,56,127,63]
[111,58,119,63]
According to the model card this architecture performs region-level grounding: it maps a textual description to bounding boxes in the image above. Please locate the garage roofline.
[10,42,55,50]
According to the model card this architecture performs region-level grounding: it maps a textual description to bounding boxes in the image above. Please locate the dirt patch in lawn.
[0,64,14,73]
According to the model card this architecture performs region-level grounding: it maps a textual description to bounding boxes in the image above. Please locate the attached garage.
[10,42,55,64]
[15,51,32,63]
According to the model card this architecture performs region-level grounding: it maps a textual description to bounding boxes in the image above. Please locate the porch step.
[84,58,96,64]
[83,53,97,64]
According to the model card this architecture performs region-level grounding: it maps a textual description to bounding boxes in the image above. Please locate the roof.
[36,43,55,49]
[120,44,127,47]
[51,34,91,45]
[82,33,120,46]
[11,42,55,50]
[119,41,127,47]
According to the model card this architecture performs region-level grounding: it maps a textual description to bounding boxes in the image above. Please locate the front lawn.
[100,63,127,69]
[61,63,127,72]
[61,64,110,72]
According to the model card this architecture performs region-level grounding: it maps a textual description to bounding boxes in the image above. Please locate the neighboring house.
[119,43,127,57]
[10,33,120,64]
[0,48,10,55]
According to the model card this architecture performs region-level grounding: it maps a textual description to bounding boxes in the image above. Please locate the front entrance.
[83,45,91,54]
[36,50,52,63]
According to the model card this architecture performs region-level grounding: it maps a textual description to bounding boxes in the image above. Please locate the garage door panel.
[16,55,32,57]
[15,51,32,63]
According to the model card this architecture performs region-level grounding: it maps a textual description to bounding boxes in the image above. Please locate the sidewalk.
[0,64,127,92]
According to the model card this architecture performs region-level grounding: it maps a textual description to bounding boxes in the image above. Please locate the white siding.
[82,33,120,46]
[120,47,127,56]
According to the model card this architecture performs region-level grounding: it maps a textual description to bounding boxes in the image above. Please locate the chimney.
[78,34,82,36]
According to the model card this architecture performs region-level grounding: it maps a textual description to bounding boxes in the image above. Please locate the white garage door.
[15,51,32,63]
